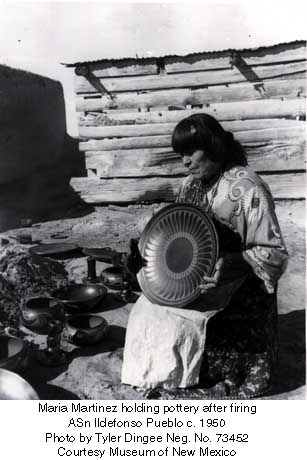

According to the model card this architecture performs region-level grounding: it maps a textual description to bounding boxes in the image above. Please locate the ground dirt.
[0,202,305,400]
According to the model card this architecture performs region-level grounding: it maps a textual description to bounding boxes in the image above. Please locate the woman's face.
[181,149,221,183]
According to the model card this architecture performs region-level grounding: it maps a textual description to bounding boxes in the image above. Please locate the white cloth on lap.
[121,275,247,389]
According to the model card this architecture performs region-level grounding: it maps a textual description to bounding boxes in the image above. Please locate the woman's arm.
[200,180,288,294]
[232,182,288,293]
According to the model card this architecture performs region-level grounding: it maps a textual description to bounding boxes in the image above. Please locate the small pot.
[0,369,39,400]
[0,335,28,372]
[101,266,124,290]
[20,297,64,334]
[65,314,109,346]
[101,266,140,291]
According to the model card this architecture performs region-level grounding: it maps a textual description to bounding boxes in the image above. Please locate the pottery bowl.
[101,266,124,290]
[51,284,107,313]
[101,266,140,291]
[20,297,64,334]
[0,335,28,372]
[0,369,39,400]
[65,314,109,346]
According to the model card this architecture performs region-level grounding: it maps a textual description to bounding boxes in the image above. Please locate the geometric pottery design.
[137,203,219,307]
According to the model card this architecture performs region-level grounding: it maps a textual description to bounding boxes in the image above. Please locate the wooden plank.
[245,141,306,170]
[79,123,174,139]
[84,44,306,78]
[70,176,181,203]
[262,173,306,199]
[75,43,306,79]
[78,119,303,139]
[87,59,159,78]
[84,138,306,177]
[164,47,306,74]
[78,99,306,126]
[237,126,305,143]
[85,149,182,177]
[75,61,306,94]
[79,134,171,151]
[273,200,305,313]
[79,125,305,151]
[75,78,306,111]
[70,172,305,203]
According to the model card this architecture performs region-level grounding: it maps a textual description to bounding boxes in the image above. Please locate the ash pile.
[0,243,68,331]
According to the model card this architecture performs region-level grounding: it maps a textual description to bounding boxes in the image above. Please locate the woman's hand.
[199,252,250,293]
[199,257,224,293]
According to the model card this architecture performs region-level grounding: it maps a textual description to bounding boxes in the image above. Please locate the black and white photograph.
[0,0,305,402]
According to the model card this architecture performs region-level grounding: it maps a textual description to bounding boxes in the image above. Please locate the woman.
[121,113,288,398]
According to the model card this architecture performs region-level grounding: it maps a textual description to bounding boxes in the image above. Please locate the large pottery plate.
[29,243,79,257]
[137,203,219,308]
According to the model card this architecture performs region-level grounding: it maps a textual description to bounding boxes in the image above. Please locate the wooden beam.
[244,140,306,170]
[84,138,306,177]
[237,126,305,143]
[70,172,305,203]
[85,149,182,177]
[78,119,303,139]
[75,61,306,94]
[165,46,306,73]
[79,122,174,139]
[75,78,306,111]
[78,99,306,126]
[83,44,306,78]
[79,125,305,151]
[79,134,171,151]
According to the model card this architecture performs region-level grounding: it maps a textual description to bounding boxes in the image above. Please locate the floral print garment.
[175,166,288,398]
[177,166,288,294]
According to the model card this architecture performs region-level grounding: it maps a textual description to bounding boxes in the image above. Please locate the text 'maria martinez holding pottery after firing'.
[121,113,288,399]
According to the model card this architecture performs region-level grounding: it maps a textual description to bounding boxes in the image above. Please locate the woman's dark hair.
[172,113,247,169]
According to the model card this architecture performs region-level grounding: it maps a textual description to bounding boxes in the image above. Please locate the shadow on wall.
[0,64,93,232]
